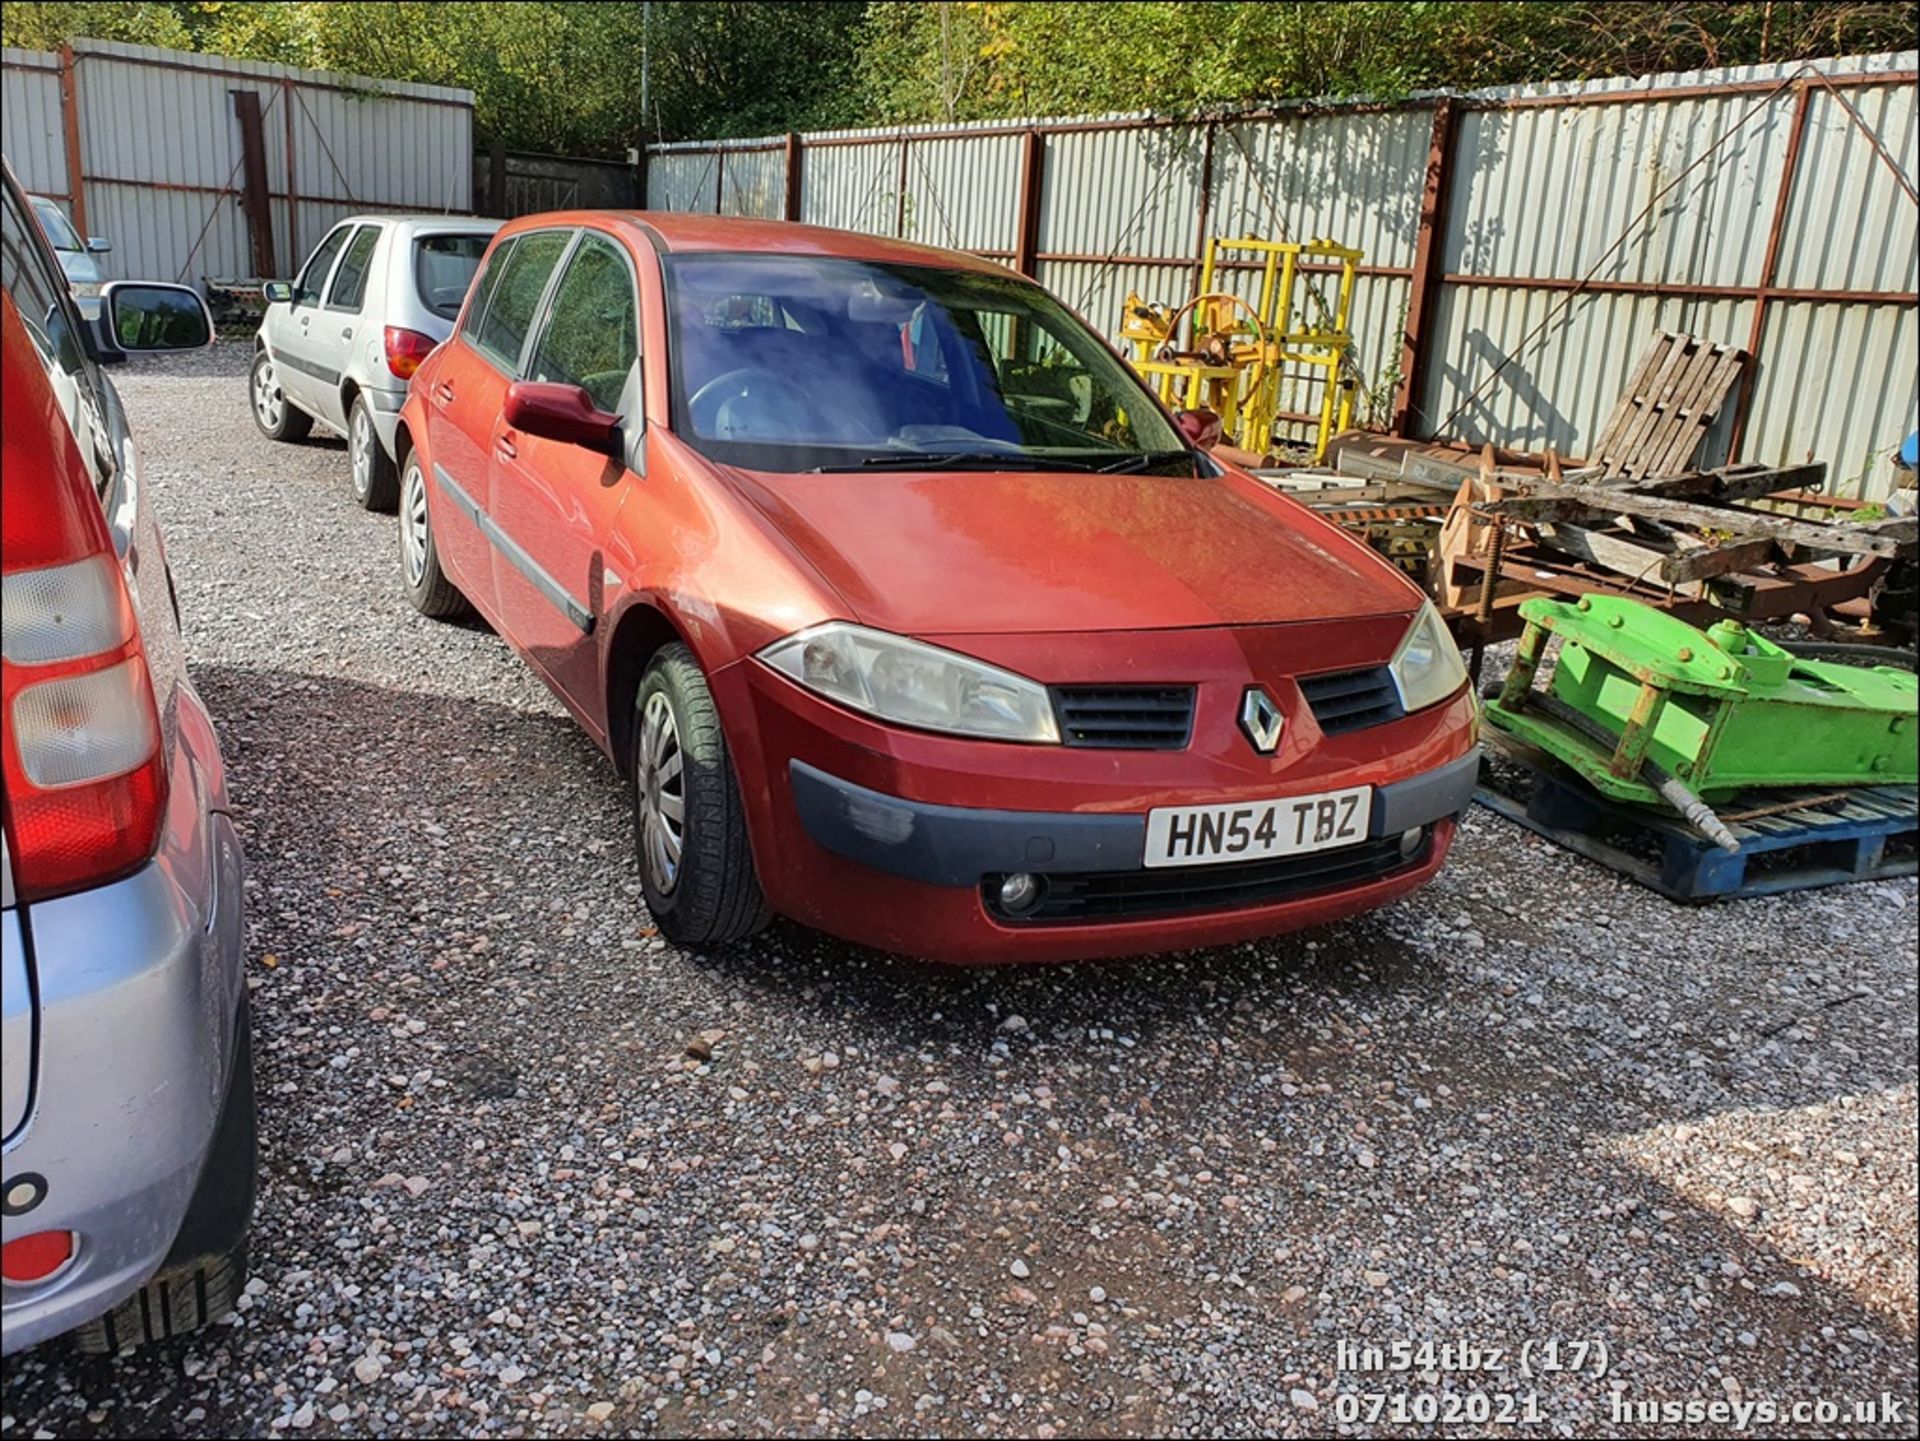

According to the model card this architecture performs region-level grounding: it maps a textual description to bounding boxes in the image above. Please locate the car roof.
[331,214,504,233]
[494,210,1007,275]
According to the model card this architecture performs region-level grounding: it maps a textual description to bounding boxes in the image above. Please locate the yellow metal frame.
[1122,235,1363,461]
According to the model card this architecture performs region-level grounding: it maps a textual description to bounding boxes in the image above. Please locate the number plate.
[1143,786,1372,868]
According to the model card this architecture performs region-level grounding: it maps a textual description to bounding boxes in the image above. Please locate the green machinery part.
[1486,594,1919,807]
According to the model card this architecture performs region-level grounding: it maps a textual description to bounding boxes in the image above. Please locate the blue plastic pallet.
[1474,756,1918,902]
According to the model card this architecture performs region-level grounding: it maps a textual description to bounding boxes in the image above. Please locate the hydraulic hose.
[1524,692,1743,855]
[1775,639,1918,673]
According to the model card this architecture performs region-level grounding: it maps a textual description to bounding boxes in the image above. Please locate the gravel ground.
[3,348,1915,1439]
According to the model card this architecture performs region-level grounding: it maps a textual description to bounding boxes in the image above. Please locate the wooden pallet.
[1475,753,1918,902]
[1589,331,1749,481]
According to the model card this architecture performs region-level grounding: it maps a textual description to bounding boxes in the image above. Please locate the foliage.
[855,2,1919,121]
[0,1,867,151]
[3,1,1914,146]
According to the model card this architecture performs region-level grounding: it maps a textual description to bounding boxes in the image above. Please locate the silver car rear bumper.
[1,714,247,1355]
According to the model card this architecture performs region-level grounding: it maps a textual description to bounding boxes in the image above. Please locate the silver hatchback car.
[2,161,253,1356]
[250,214,501,510]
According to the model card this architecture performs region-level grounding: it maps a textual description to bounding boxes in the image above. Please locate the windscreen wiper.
[810,451,1099,473]
[1093,449,1199,474]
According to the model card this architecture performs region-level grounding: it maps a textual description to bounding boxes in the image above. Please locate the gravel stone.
[0,349,1913,1438]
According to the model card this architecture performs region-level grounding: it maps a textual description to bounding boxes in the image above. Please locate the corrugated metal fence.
[647,51,1917,497]
[1,38,473,286]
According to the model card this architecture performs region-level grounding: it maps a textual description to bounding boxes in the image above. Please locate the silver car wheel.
[350,405,374,497]
[638,691,685,895]
[252,357,284,429]
[401,463,430,587]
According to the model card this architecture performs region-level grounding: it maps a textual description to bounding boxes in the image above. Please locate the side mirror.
[503,381,621,456]
[86,235,112,254]
[261,280,294,305]
[101,282,214,353]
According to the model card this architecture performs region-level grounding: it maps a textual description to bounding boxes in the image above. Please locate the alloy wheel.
[351,406,374,497]
[638,690,686,895]
[252,358,283,430]
[401,465,429,587]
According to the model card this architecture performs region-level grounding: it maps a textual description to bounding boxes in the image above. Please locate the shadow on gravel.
[189,658,1451,1061]
[189,658,1913,1130]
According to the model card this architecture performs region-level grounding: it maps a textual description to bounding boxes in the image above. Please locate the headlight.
[69,281,103,298]
[759,622,1060,743]
[1388,601,1469,713]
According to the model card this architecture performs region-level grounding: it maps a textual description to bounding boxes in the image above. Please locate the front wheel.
[349,395,399,512]
[633,645,769,945]
[249,349,311,442]
[398,452,472,620]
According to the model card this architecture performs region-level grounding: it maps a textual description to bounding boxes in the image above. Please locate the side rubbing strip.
[432,464,593,633]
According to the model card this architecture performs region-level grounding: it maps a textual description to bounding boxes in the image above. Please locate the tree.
[4,0,1914,143]
[855,2,1918,122]
[0,0,867,149]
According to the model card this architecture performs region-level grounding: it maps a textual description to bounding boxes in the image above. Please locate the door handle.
[432,383,455,406]
[495,434,518,460]
[340,327,354,340]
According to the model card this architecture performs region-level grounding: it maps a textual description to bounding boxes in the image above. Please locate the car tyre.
[399,451,472,620]
[249,349,311,442]
[72,992,256,1355]
[348,394,399,512]
[633,644,770,946]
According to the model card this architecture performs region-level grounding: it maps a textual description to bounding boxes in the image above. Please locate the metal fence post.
[282,78,298,273]
[1189,121,1217,296]
[1728,79,1812,464]
[1015,129,1045,276]
[57,43,87,237]
[231,90,277,278]
[783,131,803,222]
[1393,97,1457,437]
[488,141,508,218]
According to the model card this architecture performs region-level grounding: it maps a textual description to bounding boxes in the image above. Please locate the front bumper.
[1,794,247,1354]
[791,747,1479,887]
[781,751,1474,961]
[716,623,1480,963]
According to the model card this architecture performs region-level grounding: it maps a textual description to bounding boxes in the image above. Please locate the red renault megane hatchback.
[394,213,1478,963]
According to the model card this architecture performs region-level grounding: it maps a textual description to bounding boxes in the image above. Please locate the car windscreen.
[29,197,82,253]
[414,233,492,321]
[661,253,1191,475]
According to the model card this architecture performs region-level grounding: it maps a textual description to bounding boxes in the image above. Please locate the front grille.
[1052,685,1195,749]
[1298,665,1404,734]
[985,833,1425,924]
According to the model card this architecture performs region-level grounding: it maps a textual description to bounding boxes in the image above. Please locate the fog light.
[1399,825,1427,860]
[1,1230,75,1283]
[997,872,1043,913]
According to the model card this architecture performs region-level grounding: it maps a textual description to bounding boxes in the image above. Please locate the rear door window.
[458,239,511,345]
[470,230,569,374]
[415,233,492,322]
[326,224,381,312]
